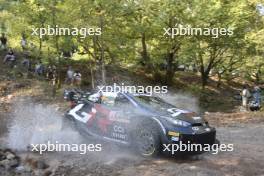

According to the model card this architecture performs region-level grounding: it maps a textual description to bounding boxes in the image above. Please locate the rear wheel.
[134,122,161,157]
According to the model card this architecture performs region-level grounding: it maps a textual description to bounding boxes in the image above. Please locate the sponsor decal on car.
[192,116,201,120]
[109,112,130,123]
[168,131,180,137]
[69,104,96,123]
[112,125,127,140]
[171,136,179,141]
[167,108,189,117]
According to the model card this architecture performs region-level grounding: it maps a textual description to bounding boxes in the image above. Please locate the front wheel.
[134,123,161,157]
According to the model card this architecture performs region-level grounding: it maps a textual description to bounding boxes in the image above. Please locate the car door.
[67,92,115,136]
[105,93,135,143]
[88,92,128,139]
[67,101,98,134]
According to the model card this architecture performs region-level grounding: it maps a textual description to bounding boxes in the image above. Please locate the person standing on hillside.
[21,36,27,51]
[21,57,30,71]
[47,65,58,97]
[65,66,74,85]
[51,65,58,86]
[252,86,261,106]
[35,61,44,76]
[241,85,251,109]
[3,49,16,68]
[73,70,82,87]
[46,65,54,82]
[0,33,7,50]
[248,86,261,111]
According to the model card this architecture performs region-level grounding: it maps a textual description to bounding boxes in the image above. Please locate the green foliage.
[1,0,264,86]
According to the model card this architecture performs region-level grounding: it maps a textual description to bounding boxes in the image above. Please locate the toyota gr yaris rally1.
[63,90,217,156]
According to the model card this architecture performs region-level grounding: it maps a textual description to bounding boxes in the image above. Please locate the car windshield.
[133,95,174,110]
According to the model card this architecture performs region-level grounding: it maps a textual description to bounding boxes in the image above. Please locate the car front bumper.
[180,130,216,146]
[161,128,217,155]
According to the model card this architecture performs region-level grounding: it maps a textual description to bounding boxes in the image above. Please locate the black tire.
[134,121,161,157]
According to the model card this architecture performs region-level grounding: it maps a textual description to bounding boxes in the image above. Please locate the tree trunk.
[201,74,208,88]
[199,52,212,89]
[200,66,209,89]
[38,5,44,57]
[100,15,106,85]
[90,64,95,89]
[39,37,42,57]
[52,0,61,90]
[141,32,150,68]
[255,66,261,84]
[217,72,222,88]
[165,52,175,85]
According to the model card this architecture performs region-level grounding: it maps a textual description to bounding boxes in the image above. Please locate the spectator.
[3,49,13,63]
[22,58,30,70]
[112,75,119,83]
[46,65,53,81]
[21,53,30,71]
[253,86,261,105]
[0,33,7,50]
[73,70,82,86]
[241,85,251,109]
[21,36,27,51]
[51,65,57,86]
[248,86,261,111]
[3,49,16,68]
[65,66,74,85]
[35,61,44,76]
[47,65,58,97]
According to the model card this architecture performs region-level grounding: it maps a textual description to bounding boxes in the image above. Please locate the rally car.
[63,89,217,156]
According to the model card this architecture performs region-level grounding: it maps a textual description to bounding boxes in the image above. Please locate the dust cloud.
[157,92,200,113]
[5,98,137,164]
[7,99,82,151]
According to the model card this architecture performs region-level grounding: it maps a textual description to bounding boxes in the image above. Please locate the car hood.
[139,105,206,124]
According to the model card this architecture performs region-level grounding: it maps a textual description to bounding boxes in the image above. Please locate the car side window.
[101,95,116,107]
[88,93,102,103]
[114,93,132,107]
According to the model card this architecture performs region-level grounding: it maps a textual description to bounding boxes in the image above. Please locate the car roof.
[98,90,152,98]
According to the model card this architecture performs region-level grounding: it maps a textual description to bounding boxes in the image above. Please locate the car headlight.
[167,118,191,127]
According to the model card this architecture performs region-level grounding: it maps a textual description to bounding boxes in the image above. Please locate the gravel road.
[1,97,264,176]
